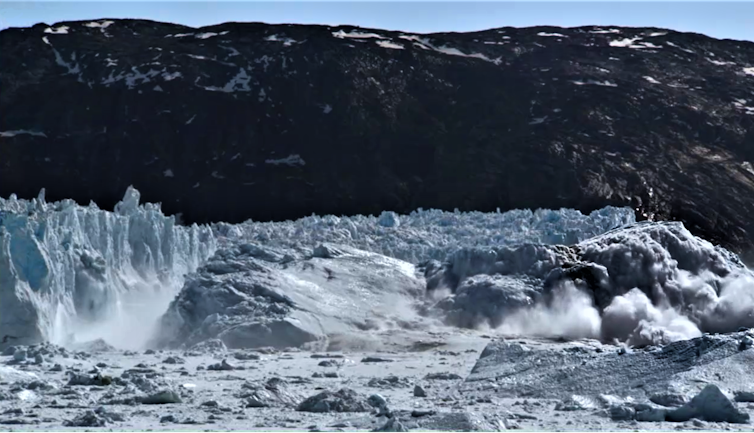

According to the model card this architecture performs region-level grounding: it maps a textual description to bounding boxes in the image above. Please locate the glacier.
[3,186,754,352]
[217,205,636,262]
[0,187,215,349]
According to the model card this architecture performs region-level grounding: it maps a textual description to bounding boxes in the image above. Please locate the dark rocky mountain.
[2,20,754,254]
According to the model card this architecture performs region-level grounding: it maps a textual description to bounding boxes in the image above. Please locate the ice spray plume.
[433,221,754,346]
[0,187,216,349]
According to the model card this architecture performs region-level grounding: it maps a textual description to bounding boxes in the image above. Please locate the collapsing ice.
[1,187,753,351]
[0,187,215,348]
[430,222,754,346]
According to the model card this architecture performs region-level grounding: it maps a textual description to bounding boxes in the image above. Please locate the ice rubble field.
[218,204,635,263]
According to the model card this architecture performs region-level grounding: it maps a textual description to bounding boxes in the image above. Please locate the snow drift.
[0,187,215,349]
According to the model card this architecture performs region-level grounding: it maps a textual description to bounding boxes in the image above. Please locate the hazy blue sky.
[1,1,753,42]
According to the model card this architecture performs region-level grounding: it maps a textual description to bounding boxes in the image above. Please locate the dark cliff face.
[1,20,754,252]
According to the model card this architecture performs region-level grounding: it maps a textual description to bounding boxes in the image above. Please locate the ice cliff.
[0,187,215,349]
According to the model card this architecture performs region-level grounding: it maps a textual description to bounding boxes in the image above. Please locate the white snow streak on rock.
[103,67,161,89]
[265,154,306,166]
[220,45,241,57]
[644,76,661,84]
[529,116,548,125]
[632,41,663,49]
[376,40,405,50]
[162,71,182,81]
[707,58,736,66]
[201,68,252,93]
[226,68,253,92]
[609,37,662,49]
[83,20,114,36]
[742,161,754,175]
[264,34,299,46]
[332,30,387,40]
[733,99,754,114]
[665,41,695,54]
[571,79,618,87]
[537,32,567,37]
[743,67,754,76]
[399,35,500,64]
[610,37,641,47]
[48,47,83,81]
[195,32,218,39]
[0,130,47,138]
[44,26,69,34]
[83,20,114,29]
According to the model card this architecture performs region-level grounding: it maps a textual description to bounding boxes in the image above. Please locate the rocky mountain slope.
[2,20,754,254]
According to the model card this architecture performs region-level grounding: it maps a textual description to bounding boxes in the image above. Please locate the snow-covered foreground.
[4,187,754,430]
[2,333,754,431]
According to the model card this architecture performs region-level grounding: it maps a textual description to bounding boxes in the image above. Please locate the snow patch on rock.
[265,154,306,167]
[44,26,69,35]
[264,34,299,46]
[332,30,387,40]
[0,130,47,138]
[83,21,114,29]
[376,40,405,50]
